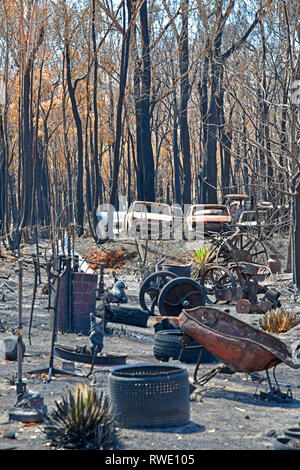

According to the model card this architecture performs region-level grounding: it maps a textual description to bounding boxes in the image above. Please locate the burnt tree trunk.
[0,112,7,233]
[20,64,34,229]
[294,187,300,288]
[92,0,102,220]
[109,0,132,207]
[132,23,144,200]
[65,42,84,236]
[198,51,209,204]
[179,0,191,205]
[139,0,155,202]
[200,4,259,203]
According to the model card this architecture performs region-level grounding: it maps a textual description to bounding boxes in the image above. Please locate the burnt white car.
[124,201,173,240]
[186,204,232,236]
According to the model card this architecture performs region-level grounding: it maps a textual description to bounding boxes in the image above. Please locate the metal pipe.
[35,226,41,284]
[28,255,38,346]
[66,256,72,332]
[17,258,25,398]
[48,258,63,382]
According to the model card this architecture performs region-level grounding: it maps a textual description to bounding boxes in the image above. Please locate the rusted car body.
[223,194,250,207]
[185,204,232,234]
[223,194,250,224]
[236,209,270,231]
[124,201,173,239]
[178,306,300,373]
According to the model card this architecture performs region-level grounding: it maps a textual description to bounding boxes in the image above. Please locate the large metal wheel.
[200,266,238,304]
[157,277,206,317]
[216,232,268,266]
[139,271,177,315]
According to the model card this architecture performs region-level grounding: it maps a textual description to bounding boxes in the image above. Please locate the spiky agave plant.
[191,246,215,278]
[43,383,118,450]
[259,308,300,334]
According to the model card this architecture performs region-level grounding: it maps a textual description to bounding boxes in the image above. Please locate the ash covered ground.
[0,235,300,451]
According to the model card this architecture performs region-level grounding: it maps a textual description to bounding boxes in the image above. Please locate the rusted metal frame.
[178,334,206,383]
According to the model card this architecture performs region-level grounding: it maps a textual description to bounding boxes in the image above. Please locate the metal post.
[28,255,38,346]
[47,258,62,382]
[66,226,73,332]
[34,226,41,284]
[66,256,73,332]
[97,262,105,298]
[50,207,56,269]
[17,258,25,398]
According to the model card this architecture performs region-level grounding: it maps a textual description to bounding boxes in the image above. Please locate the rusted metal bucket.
[177,306,300,374]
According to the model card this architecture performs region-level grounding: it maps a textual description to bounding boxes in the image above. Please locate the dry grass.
[259,308,300,333]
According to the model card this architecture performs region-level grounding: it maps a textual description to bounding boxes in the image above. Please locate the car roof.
[223,194,250,200]
[191,204,228,208]
[132,201,169,206]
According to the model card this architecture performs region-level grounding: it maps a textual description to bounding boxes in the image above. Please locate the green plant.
[191,246,215,277]
[43,383,118,450]
[259,308,299,333]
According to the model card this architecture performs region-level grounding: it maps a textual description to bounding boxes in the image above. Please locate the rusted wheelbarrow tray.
[178,306,300,374]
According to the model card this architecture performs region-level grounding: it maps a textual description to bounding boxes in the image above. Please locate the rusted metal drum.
[162,264,192,278]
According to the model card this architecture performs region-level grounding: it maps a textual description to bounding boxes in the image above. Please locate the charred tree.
[65,41,85,236]
[179,0,191,205]
[139,0,155,202]
[109,0,132,207]
[132,22,144,200]
[91,0,102,218]
[199,1,259,203]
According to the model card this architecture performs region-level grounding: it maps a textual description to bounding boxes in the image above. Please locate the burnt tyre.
[153,330,218,364]
[108,363,190,429]
[107,305,149,328]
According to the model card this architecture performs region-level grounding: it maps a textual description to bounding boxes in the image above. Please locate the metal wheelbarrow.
[177,306,300,401]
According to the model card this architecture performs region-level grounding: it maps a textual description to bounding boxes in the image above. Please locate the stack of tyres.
[153,330,219,364]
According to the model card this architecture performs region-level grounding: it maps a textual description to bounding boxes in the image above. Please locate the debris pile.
[0,208,299,451]
[83,248,135,270]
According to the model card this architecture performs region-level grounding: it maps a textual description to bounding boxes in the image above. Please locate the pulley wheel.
[139,271,177,315]
[236,298,252,314]
[157,277,206,317]
[200,266,237,304]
